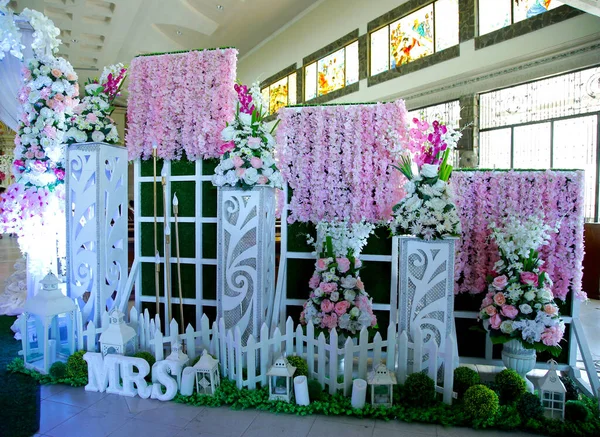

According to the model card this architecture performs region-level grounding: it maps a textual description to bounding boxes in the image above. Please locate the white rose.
[340,275,357,289]
[314,288,323,298]
[524,291,536,302]
[243,167,259,185]
[330,292,339,302]
[212,174,226,186]
[537,290,553,302]
[404,180,416,194]
[262,167,274,177]
[91,130,105,143]
[350,307,360,318]
[262,154,275,168]
[51,81,65,94]
[420,164,439,178]
[239,113,252,126]
[221,158,234,171]
[500,321,514,334]
[344,290,356,302]
[221,125,235,141]
[225,170,238,185]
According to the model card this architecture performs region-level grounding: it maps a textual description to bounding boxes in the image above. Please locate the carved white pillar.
[66,142,128,327]
[217,187,276,343]
[395,236,457,368]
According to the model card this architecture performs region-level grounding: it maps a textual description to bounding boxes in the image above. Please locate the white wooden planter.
[217,186,276,344]
[394,236,457,371]
[66,142,128,327]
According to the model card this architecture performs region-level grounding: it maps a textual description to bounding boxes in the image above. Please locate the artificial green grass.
[0,316,40,437]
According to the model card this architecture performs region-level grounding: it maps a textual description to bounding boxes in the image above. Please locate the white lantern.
[539,360,566,420]
[166,340,189,387]
[20,272,76,374]
[99,308,136,355]
[193,349,220,396]
[368,362,397,408]
[267,355,296,402]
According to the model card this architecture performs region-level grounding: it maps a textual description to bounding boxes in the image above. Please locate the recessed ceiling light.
[71,39,78,43]
[216,4,224,10]
[176,30,182,35]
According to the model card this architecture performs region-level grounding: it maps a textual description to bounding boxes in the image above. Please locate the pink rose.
[316,258,328,272]
[247,137,262,148]
[355,277,365,291]
[544,304,558,315]
[334,301,350,316]
[51,68,62,78]
[354,258,362,268]
[336,257,350,273]
[219,141,235,154]
[257,175,269,184]
[86,113,98,123]
[493,292,506,306]
[320,299,334,314]
[231,155,244,168]
[484,305,497,316]
[320,282,337,294]
[34,151,45,159]
[492,275,508,290]
[501,305,518,319]
[43,125,57,139]
[481,296,493,308]
[520,272,539,287]
[490,313,502,330]
[308,274,320,289]
[235,167,246,178]
[250,157,263,169]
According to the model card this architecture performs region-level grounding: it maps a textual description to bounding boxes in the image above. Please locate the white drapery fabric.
[0,19,33,131]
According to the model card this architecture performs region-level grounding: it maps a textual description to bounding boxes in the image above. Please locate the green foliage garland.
[7,357,87,387]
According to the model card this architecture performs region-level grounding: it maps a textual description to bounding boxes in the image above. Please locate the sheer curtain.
[0,19,33,131]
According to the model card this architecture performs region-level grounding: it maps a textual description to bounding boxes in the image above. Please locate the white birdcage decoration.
[20,272,77,374]
[99,308,136,356]
[267,355,296,402]
[368,362,397,408]
[539,360,566,420]
[193,349,220,396]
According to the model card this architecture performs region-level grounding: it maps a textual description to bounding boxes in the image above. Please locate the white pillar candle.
[294,375,310,406]
[351,378,367,409]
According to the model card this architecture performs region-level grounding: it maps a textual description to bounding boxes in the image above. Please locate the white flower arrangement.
[19,8,61,60]
[212,82,283,189]
[0,0,24,60]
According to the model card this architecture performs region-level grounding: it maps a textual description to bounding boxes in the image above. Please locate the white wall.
[238,0,600,109]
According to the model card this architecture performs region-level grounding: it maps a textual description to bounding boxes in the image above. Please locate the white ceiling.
[10,0,319,85]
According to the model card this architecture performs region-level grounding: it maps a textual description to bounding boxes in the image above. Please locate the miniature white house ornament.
[193,349,220,396]
[368,362,397,408]
[99,308,137,355]
[20,272,77,373]
[539,359,566,420]
[267,355,296,402]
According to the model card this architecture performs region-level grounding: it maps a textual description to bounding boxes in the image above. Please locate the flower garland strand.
[452,170,585,300]
[126,49,238,161]
[390,118,462,240]
[478,215,565,356]
[212,82,283,189]
[301,220,377,337]
[276,101,408,224]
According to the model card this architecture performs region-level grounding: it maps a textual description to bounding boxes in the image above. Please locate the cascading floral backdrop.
[126,48,238,161]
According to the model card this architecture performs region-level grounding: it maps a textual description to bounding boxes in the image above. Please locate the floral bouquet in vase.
[479,215,565,356]
[300,221,377,338]
[390,118,462,240]
[65,63,127,145]
[212,82,283,189]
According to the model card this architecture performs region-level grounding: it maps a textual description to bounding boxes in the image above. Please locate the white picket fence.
[137,314,457,404]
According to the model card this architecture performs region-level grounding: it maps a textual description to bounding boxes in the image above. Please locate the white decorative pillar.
[217,187,275,343]
[395,236,457,368]
[66,142,128,327]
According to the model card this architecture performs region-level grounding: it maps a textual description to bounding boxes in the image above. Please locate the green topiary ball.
[494,369,527,404]
[517,392,544,420]
[286,356,308,377]
[453,367,480,398]
[307,379,324,402]
[565,400,590,422]
[66,350,88,381]
[463,384,500,427]
[402,372,436,406]
[49,361,67,380]
[560,376,580,401]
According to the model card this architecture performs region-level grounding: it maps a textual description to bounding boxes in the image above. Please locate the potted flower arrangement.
[212,82,283,189]
[300,221,377,339]
[479,215,564,392]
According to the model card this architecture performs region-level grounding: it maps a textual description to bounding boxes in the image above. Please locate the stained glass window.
[304,40,359,101]
[260,72,297,115]
[370,0,458,76]
[479,0,563,36]
[479,66,600,221]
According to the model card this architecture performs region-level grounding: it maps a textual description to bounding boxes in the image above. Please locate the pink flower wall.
[276,102,409,224]
[452,170,585,300]
[126,49,238,161]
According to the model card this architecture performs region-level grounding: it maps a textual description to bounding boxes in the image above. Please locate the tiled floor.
[0,237,597,436]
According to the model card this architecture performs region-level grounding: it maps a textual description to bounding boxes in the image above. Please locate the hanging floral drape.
[126,48,238,161]
[452,170,585,301]
[275,102,409,224]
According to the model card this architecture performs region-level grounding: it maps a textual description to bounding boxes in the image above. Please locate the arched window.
[370,0,459,76]
[479,0,563,36]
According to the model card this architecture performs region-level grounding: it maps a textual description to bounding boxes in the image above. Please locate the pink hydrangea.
[320,282,337,294]
[321,313,338,330]
[541,325,564,346]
